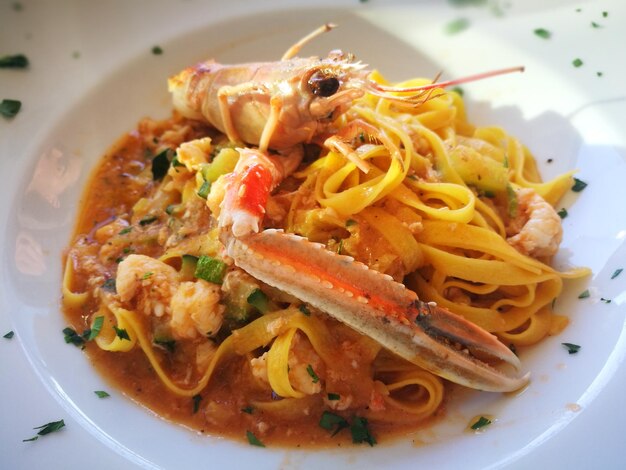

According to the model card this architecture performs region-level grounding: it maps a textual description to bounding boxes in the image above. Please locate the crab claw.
[225,229,530,392]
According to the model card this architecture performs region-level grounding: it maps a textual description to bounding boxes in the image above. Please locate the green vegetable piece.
[247,288,269,313]
[600,297,612,304]
[152,46,163,55]
[306,364,320,383]
[534,28,551,39]
[327,393,340,401]
[446,18,470,35]
[195,255,227,284]
[506,185,518,218]
[578,289,590,299]
[151,148,174,180]
[591,21,601,28]
[192,394,202,414]
[451,86,464,96]
[197,180,211,199]
[557,208,568,219]
[319,411,349,436]
[562,342,581,354]
[94,390,110,398]
[571,178,587,192]
[118,226,132,235]
[603,11,608,17]
[345,219,358,227]
[153,337,176,353]
[179,254,199,282]
[450,146,509,193]
[113,326,130,341]
[23,420,65,442]
[246,430,265,447]
[87,316,104,341]
[201,148,239,183]
[63,327,87,347]
[572,58,583,68]
[1,99,22,118]
[241,406,254,414]
[0,54,28,68]
[611,268,623,280]
[139,215,158,226]
[298,304,311,316]
[470,416,492,430]
[3,331,14,339]
[350,416,376,446]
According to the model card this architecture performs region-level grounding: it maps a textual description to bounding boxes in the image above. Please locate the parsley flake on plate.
[0,99,22,118]
[3,331,14,339]
[533,28,551,39]
[94,390,110,398]
[23,420,65,442]
[470,416,492,430]
[562,342,581,354]
[246,430,265,447]
[611,268,623,279]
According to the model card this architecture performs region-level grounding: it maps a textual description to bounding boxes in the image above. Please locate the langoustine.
[167,24,529,392]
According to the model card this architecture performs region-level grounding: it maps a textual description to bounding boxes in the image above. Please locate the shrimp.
[506,188,563,258]
[168,26,530,392]
[116,254,225,340]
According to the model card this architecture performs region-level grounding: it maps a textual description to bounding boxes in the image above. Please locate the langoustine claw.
[225,229,528,392]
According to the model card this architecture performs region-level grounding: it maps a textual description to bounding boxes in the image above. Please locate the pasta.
[62,68,588,446]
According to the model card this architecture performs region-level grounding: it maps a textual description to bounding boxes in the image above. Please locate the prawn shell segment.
[226,229,529,392]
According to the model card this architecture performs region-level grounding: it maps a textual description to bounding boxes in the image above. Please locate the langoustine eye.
[308,71,340,97]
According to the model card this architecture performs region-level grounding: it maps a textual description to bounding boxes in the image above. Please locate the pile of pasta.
[63,71,588,433]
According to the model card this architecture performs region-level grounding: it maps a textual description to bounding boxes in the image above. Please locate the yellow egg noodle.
[62,72,588,425]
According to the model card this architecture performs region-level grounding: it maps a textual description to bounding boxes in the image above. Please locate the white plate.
[1,1,625,468]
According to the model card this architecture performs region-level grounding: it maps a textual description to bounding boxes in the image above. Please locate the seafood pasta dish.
[62,25,588,446]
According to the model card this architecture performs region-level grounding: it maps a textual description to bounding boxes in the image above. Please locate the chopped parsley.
[603,11,608,18]
[151,148,174,180]
[600,297,611,304]
[63,327,90,348]
[87,316,104,341]
[597,71,604,77]
[298,304,311,316]
[557,208,568,219]
[350,416,376,446]
[192,394,202,414]
[94,390,110,398]
[571,178,587,192]
[139,215,158,226]
[319,411,349,436]
[118,226,132,235]
[470,416,492,430]
[23,420,65,442]
[0,54,29,68]
[0,99,22,118]
[195,255,227,284]
[241,406,254,414]
[306,364,320,383]
[445,18,470,35]
[611,268,623,280]
[533,28,551,39]
[327,393,340,401]
[578,289,590,299]
[572,58,584,68]
[3,331,14,339]
[591,21,601,28]
[152,46,163,55]
[345,218,358,227]
[12,2,23,11]
[562,342,581,354]
[246,430,265,447]
[506,184,518,218]
[141,271,153,280]
[113,326,130,341]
